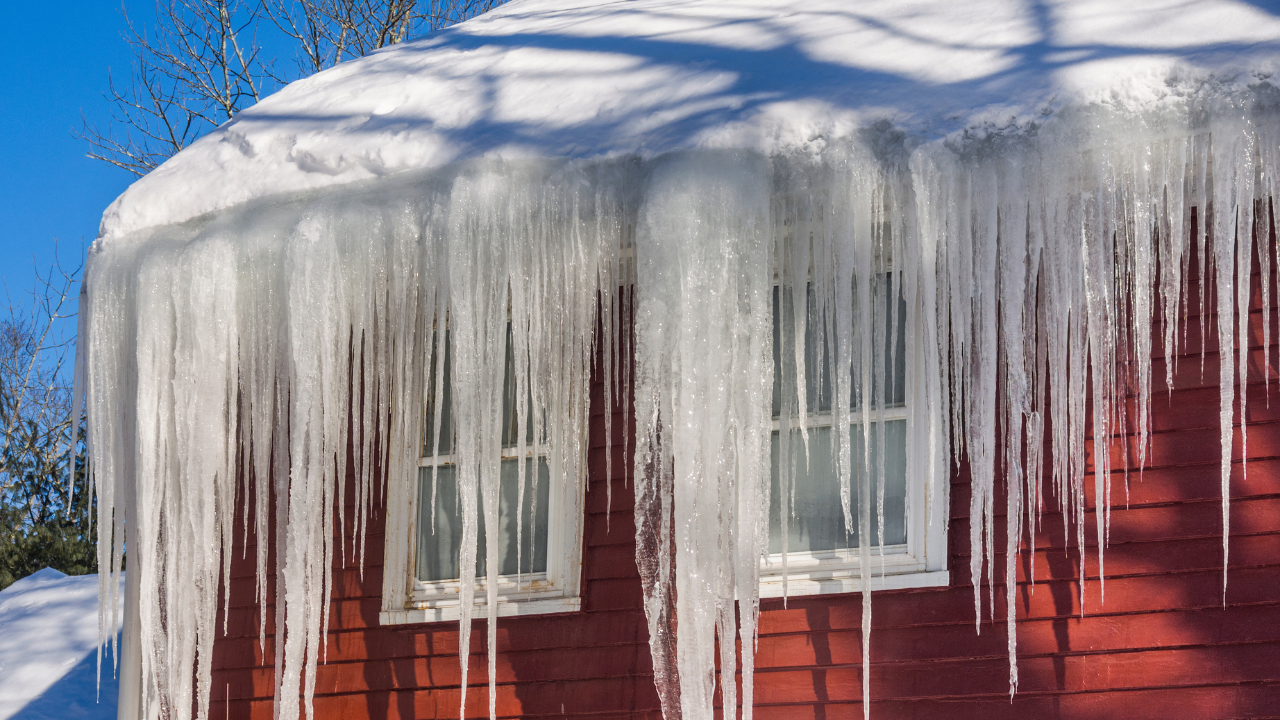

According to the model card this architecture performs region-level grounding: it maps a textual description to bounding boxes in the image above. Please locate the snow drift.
[79,1,1280,719]
[0,569,123,720]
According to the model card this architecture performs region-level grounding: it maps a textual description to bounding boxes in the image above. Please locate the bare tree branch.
[265,0,489,74]
[81,0,509,175]
[0,244,80,509]
[78,1,278,176]
[0,250,92,589]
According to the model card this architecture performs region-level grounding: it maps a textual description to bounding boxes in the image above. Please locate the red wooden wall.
[210,261,1280,719]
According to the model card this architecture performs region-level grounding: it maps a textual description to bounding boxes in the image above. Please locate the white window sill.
[381,595,582,625]
[759,568,949,598]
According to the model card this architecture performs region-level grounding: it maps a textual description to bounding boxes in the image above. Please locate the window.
[381,331,585,625]
[761,281,947,597]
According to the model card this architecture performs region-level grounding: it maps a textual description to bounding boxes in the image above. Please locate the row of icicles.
[81,113,1279,720]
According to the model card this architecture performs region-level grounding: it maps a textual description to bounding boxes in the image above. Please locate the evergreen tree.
[0,440,93,590]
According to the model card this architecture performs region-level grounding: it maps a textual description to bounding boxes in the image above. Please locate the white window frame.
[760,292,948,598]
[380,375,586,626]
[758,405,948,597]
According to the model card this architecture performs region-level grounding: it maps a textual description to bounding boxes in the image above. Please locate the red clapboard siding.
[210,265,1280,719]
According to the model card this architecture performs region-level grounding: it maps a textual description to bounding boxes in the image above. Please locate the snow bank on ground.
[98,0,1280,243]
[0,569,121,720]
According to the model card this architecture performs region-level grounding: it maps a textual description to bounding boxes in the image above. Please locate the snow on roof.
[97,0,1280,243]
[0,569,122,720]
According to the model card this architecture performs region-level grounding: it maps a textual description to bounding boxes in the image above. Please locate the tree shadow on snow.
[9,634,120,720]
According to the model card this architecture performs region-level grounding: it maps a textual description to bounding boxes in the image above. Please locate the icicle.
[83,160,616,720]
[632,151,773,720]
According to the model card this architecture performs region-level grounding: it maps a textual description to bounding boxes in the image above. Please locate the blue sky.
[0,3,313,309]
[0,4,135,301]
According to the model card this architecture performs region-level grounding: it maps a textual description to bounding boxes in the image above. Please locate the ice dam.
[78,0,1280,719]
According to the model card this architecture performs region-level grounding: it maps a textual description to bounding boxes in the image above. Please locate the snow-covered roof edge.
[96,0,1280,245]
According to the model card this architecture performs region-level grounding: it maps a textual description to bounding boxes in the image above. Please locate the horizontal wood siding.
[210,269,1280,719]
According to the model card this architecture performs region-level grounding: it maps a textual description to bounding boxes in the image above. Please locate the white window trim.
[381,439,586,626]
[758,405,949,599]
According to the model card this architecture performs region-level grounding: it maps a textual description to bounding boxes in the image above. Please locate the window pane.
[422,331,453,457]
[500,334,540,448]
[416,458,551,582]
[771,282,907,416]
[769,420,908,554]
[422,327,538,457]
